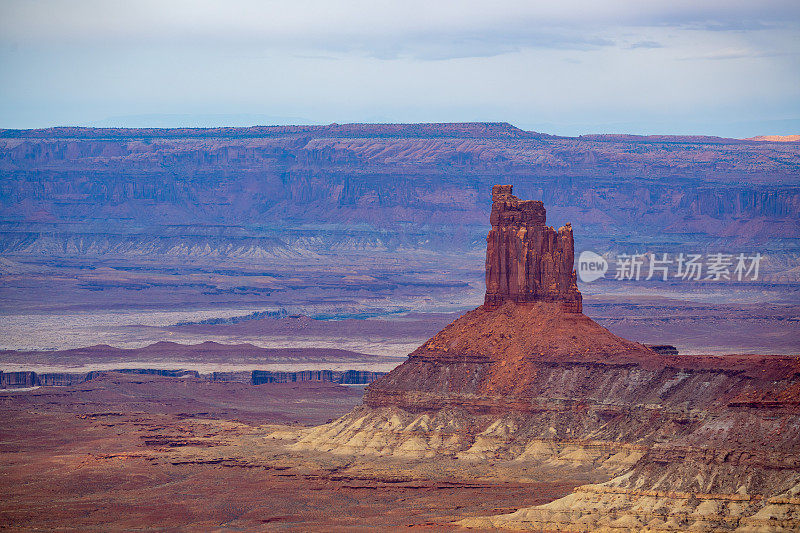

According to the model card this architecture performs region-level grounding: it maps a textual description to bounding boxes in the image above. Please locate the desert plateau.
[2,1,800,529]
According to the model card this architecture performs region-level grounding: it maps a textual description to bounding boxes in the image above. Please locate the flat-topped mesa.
[485,185,582,313]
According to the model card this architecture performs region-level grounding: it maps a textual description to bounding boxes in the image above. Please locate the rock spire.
[484,185,582,313]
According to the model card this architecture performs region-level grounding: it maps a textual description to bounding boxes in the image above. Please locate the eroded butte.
[276,186,800,531]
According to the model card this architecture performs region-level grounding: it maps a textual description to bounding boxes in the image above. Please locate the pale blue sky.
[1,0,798,136]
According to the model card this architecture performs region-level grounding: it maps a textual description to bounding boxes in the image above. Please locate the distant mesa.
[644,343,679,355]
[746,134,800,142]
[0,340,404,369]
[1,121,796,258]
[0,121,540,140]
[0,367,386,389]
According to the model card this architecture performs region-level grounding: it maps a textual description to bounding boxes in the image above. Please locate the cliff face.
[282,187,800,531]
[294,347,800,531]
[1,123,798,262]
[0,368,386,389]
[485,185,581,312]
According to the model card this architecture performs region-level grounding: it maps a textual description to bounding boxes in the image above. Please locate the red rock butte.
[363,186,654,410]
[292,186,800,531]
[485,184,582,313]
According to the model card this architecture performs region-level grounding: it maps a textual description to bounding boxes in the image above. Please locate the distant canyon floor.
[1,252,798,358]
[1,254,798,530]
[0,373,587,531]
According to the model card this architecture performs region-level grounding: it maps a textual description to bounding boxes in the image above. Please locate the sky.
[0,0,798,136]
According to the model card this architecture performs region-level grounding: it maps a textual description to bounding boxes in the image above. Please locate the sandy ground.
[0,373,586,531]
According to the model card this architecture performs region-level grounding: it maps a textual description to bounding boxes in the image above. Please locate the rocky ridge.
[278,187,800,531]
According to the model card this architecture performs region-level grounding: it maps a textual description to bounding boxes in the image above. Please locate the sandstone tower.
[485,185,582,313]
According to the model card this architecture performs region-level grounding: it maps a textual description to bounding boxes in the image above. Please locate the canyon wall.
[0,368,386,389]
[1,123,798,260]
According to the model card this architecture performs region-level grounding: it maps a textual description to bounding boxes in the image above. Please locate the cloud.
[679,48,794,61]
[333,30,616,61]
[678,20,780,32]
[0,0,797,62]
[627,40,663,49]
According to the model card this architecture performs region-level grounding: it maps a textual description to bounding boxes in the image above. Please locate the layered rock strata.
[279,187,800,531]
[0,368,386,389]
